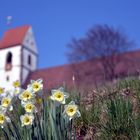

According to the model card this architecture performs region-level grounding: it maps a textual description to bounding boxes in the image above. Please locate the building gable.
[0,25,30,49]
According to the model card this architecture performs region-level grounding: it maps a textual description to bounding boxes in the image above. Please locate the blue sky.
[0,0,140,68]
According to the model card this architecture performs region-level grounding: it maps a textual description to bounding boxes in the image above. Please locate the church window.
[6,52,12,64]
[6,76,9,82]
[5,52,12,71]
[28,55,31,65]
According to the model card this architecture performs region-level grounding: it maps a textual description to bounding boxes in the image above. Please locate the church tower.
[0,25,38,90]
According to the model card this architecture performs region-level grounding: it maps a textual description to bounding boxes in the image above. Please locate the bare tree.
[67,25,135,80]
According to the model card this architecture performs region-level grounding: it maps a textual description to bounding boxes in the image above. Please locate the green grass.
[75,77,140,139]
[1,77,140,139]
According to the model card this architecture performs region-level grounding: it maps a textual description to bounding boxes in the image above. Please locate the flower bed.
[0,79,80,140]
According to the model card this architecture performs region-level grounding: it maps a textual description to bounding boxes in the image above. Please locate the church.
[0,25,73,90]
[0,26,38,90]
[1,25,140,91]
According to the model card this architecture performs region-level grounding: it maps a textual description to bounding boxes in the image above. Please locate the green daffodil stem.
[2,128,10,140]
[70,119,73,140]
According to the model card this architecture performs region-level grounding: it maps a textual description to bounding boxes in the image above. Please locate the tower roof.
[0,25,30,49]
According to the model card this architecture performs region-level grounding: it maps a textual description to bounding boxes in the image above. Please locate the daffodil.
[1,96,13,111]
[13,80,20,88]
[19,90,34,102]
[0,113,11,128]
[23,102,36,113]
[50,87,69,104]
[20,114,34,127]
[63,101,81,120]
[1,97,11,108]
[0,88,4,94]
[0,114,5,125]
[36,97,42,104]
[28,79,43,93]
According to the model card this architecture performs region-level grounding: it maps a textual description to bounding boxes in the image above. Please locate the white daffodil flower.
[1,97,12,108]
[22,101,37,113]
[1,95,13,111]
[50,87,69,104]
[19,89,35,102]
[20,114,34,127]
[63,101,81,120]
[28,79,43,93]
[0,113,11,128]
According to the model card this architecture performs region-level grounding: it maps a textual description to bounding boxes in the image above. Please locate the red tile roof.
[24,64,74,89]
[24,50,140,89]
[24,58,106,89]
[0,25,30,49]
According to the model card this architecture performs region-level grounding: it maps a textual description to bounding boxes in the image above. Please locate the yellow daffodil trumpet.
[0,88,4,94]
[13,80,20,88]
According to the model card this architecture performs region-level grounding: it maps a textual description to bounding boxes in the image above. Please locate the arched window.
[28,55,31,65]
[6,52,12,64]
[5,52,12,71]
[6,76,10,82]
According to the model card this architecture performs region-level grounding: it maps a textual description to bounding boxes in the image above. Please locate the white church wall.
[0,46,21,90]
[22,48,37,71]
[22,27,38,54]
[22,68,30,85]
[21,27,38,84]
[21,49,37,85]
[21,47,37,85]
